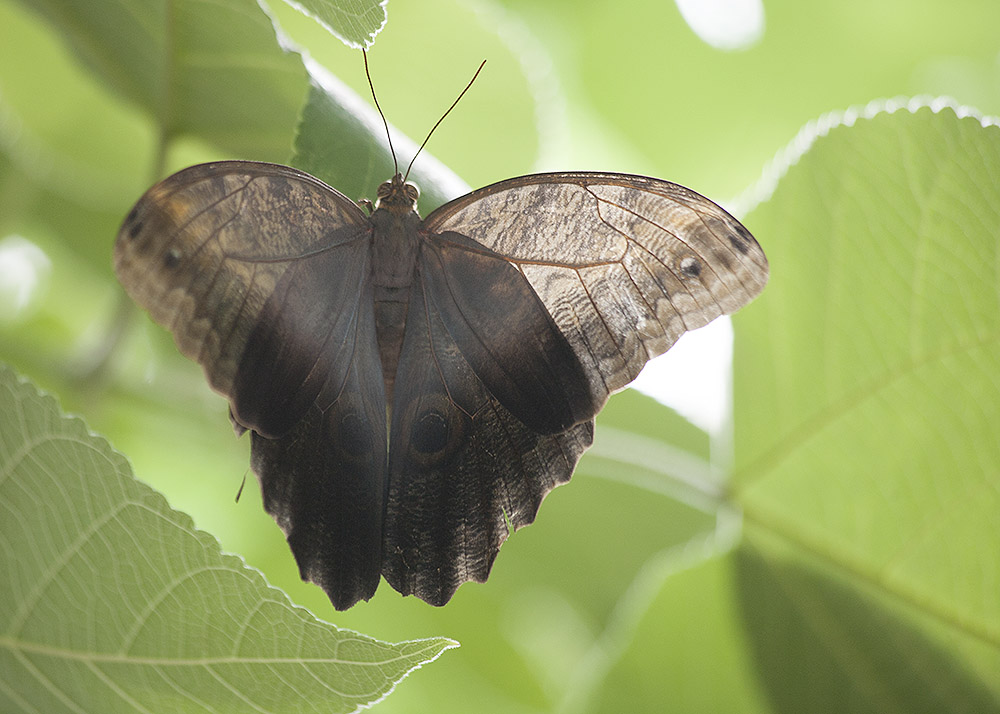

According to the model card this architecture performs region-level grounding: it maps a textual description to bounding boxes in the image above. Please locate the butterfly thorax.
[370,175,423,400]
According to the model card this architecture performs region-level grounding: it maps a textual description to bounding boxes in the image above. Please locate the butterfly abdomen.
[370,201,423,401]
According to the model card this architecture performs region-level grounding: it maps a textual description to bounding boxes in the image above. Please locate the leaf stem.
[584,425,726,514]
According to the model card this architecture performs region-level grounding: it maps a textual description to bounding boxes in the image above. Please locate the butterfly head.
[376,173,420,212]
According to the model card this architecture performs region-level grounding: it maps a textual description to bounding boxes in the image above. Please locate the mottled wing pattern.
[383,250,593,605]
[114,161,372,438]
[423,172,769,411]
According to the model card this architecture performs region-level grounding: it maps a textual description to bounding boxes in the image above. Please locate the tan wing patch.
[425,172,768,403]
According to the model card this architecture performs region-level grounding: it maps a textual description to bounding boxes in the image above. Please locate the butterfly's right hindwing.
[383,269,593,606]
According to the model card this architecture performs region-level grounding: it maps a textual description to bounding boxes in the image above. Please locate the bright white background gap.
[674,0,765,51]
[630,317,733,435]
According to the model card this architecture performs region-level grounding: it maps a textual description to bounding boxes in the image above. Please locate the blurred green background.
[2,0,999,711]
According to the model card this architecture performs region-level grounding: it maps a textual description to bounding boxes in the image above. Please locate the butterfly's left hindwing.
[251,276,387,611]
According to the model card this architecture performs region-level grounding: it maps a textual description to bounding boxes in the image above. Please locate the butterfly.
[114,161,767,609]
[114,59,767,609]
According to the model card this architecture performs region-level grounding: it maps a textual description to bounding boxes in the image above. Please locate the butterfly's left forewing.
[115,161,373,439]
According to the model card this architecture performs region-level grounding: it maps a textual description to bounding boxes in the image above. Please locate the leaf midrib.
[0,634,445,667]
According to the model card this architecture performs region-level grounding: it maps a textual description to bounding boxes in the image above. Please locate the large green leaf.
[11,0,462,193]
[590,102,1000,713]
[263,0,540,194]
[0,364,457,712]
[734,101,1000,652]
[0,0,152,270]
[292,72,470,214]
[496,0,1000,200]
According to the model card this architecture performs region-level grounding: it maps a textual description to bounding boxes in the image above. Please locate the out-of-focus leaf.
[0,0,151,267]
[590,543,771,714]
[276,0,386,49]
[266,0,540,192]
[735,529,1000,714]
[736,102,1000,710]
[292,69,470,213]
[10,0,462,206]
[0,363,457,713]
[16,0,307,161]
[496,0,1000,200]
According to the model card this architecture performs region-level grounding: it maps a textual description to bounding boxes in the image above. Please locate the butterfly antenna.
[364,50,398,176]
[403,59,486,183]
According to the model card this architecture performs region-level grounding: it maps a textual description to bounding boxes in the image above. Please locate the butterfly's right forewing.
[424,173,769,413]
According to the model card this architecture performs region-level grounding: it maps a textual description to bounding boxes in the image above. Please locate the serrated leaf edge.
[734,96,1000,217]
[0,363,459,712]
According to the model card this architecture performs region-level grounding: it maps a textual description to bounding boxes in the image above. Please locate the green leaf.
[497,0,1000,200]
[292,72,470,213]
[18,0,308,162]
[277,0,386,49]
[595,535,1000,714]
[11,0,457,206]
[0,0,152,268]
[734,100,1000,642]
[736,103,1000,710]
[0,363,457,713]
[579,102,1000,714]
[735,529,1000,714]
[590,542,772,714]
[266,0,541,193]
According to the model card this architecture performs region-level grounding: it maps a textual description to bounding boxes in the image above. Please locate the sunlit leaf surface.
[0,364,457,713]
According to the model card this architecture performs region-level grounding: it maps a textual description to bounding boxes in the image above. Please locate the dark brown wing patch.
[384,273,593,605]
[114,161,371,437]
[250,282,387,611]
[421,230,598,434]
